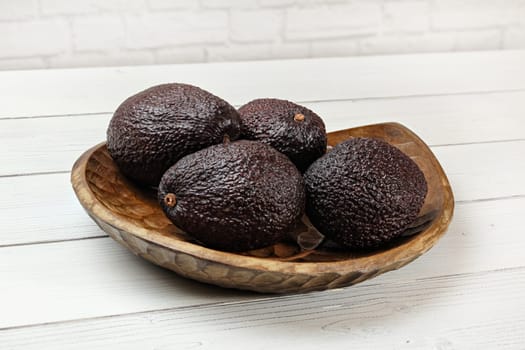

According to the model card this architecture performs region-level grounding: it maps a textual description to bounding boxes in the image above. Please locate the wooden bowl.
[71,122,454,294]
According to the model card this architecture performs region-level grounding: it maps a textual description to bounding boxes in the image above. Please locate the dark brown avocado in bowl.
[158,140,305,252]
[107,83,240,187]
[238,98,327,172]
[304,137,428,250]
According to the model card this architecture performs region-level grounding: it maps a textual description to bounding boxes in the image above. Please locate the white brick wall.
[285,2,382,39]
[0,0,524,71]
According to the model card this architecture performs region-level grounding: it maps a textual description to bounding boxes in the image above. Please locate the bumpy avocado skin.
[238,98,327,172]
[304,137,427,249]
[158,140,305,252]
[107,83,240,187]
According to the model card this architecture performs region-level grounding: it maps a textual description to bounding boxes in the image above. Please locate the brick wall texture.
[0,0,524,70]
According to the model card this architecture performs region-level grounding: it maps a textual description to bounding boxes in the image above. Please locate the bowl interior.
[77,122,452,268]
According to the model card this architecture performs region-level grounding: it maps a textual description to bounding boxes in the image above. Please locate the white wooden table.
[1,51,525,349]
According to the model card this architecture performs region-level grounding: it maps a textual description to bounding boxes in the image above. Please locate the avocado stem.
[164,193,177,207]
[223,134,231,144]
[294,113,305,122]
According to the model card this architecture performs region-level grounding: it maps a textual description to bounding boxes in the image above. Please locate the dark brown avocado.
[304,137,427,249]
[107,83,240,187]
[238,98,327,172]
[158,140,305,252]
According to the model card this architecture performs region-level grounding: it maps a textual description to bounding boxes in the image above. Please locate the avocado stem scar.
[164,193,177,207]
[223,134,231,144]
[294,113,305,122]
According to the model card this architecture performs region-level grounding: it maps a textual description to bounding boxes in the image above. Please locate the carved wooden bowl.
[71,122,454,294]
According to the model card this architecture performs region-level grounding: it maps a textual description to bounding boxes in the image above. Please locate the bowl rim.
[71,122,454,277]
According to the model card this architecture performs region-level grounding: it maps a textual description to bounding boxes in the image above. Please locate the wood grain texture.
[71,123,453,293]
[1,266,523,349]
[1,51,524,118]
[0,196,522,329]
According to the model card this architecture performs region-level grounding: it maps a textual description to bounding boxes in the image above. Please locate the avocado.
[158,140,305,252]
[304,137,427,249]
[107,83,240,187]
[238,98,327,172]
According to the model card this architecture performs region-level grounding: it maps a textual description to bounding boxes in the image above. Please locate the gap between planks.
[2,89,525,178]
[0,193,523,249]
[1,88,525,121]
[1,140,524,247]
[1,265,522,332]
[1,138,524,180]
[1,265,523,348]
[2,51,525,118]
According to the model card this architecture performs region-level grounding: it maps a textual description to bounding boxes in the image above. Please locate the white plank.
[0,173,103,247]
[1,51,524,118]
[0,236,253,330]
[1,139,524,247]
[432,141,525,203]
[1,267,523,349]
[0,196,524,328]
[0,115,106,176]
[307,90,525,146]
[1,90,525,178]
